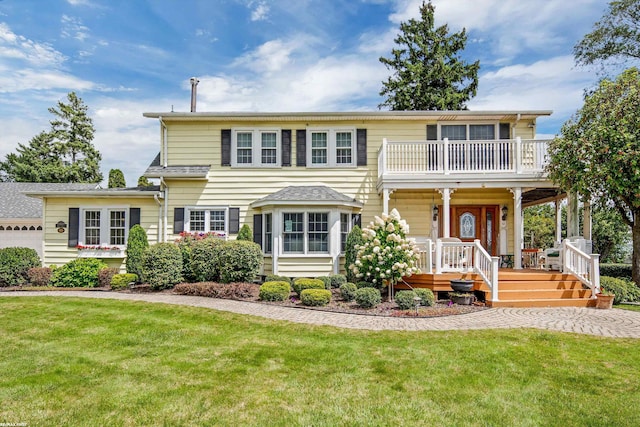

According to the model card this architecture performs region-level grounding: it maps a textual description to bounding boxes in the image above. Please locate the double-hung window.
[186,207,228,235]
[307,128,355,167]
[263,213,273,254]
[440,124,497,141]
[282,211,329,254]
[340,213,352,253]
[232,129,280,167]
[80,208,128,247]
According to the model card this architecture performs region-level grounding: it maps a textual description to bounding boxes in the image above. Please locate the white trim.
[184,206,229,234]
[231,128,281,168]
[78,206,130,249]
[306,127,356,168]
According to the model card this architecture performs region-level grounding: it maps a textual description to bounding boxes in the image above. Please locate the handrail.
[473,239,500,302]
[434,239,474,274]
[564,240,600,298]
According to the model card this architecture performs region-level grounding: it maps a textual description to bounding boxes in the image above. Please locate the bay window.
[282,211,329,254]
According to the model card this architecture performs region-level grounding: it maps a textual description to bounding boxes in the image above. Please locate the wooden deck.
[399,269,596,308]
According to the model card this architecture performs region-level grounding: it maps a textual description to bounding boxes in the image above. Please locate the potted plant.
[449,292,474,305]
[595,284,615,309]
[450,279,474,293]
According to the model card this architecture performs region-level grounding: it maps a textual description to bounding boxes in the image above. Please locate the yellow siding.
[277,257,335,278]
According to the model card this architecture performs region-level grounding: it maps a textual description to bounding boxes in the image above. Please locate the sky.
[0,0,610,186]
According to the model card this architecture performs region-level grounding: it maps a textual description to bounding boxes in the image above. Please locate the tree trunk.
[633,217,640,286]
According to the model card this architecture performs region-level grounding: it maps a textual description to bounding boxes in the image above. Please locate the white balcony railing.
[378,137,550,178]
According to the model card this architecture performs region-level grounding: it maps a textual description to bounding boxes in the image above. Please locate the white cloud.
[250,1,270,21]
[61,15,90,42]
[0,23,66,67]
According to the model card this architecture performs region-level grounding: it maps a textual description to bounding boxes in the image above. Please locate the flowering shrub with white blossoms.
[350,208,421,288]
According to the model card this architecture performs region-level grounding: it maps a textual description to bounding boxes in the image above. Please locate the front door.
[444,206,498,255]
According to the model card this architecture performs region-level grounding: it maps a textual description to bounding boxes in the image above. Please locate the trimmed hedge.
[355,287,381,308]
[142,243,183,290]
[415,288,435,307]
[292,278,325,296]
[316,276,331,290]
[600,276,640,304]
[340,282,358,302]
[27,267,53,287]
[0,247,41,287]
[50,258,107,288]
[301,289,332,306]
[111,273,138,290]
[265,275,291,285]
[216,240,262,284]
[600,264,632,280]
[174,282,256,299]
[395,290,418,310]
[259,281,291,301]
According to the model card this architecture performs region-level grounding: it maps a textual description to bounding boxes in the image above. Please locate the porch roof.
[251,185,363,209]
[143,153,210,179]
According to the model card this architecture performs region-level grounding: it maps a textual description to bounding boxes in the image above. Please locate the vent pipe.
[190,77,199,112]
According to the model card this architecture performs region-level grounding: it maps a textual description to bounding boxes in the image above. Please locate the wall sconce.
[55,221,67,233]
[501,206,508,221]
[432,206,439,221]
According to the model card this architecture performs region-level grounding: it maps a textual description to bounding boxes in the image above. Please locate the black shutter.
[356,129,367,166]
[174,208,185,233]
[281,130,291,167]
[296,130,306,166]
[351,213,361,228]
[129,208,141,228]
[229,208,240,234]
[499,123,511,139]
[426,124,438,140]
[68,208,79,247]
[221,129,231,166]
[253,214,263,249]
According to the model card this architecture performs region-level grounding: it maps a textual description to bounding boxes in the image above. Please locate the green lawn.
[1,297,639,426]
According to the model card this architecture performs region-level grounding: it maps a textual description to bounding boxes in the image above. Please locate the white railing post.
[379,138,388,179]
[515,137,522,174]
[443,138,450,175]
[435,239,443,274]
[591,253,600,298]
[491,256,500,301]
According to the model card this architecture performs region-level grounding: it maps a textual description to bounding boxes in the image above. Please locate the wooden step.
[478,280,586,291]
[488,298,596,308]
[497,288,592,300]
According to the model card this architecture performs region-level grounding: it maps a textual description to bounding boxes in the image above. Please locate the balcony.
[377,137,551,188]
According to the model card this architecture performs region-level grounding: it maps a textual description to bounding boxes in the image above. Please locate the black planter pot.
[450,279,474,293]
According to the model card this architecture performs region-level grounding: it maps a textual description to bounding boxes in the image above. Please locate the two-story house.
[29,109,600,307]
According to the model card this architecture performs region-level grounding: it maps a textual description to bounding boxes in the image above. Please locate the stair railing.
[473,239,500,302]
[563,240,600,298]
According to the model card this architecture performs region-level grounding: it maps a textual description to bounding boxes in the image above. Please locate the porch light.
[432,206,439,221]
[501,205,508,221]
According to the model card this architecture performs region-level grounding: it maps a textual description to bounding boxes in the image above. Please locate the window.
[340,213,351,252]
[283,213,304,253]
[80,208,127,247]
[307,128,355,167]
[308,213,328,253]
[186,208,228,235]
[440,124,498,141]
[441,125,467,140]
[232,129,280,167]
[264,213,272,254]
[282,211,330,254]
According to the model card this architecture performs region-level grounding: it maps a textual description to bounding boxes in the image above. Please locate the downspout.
[160,177,168,243]
[160,116,168,168]
[153,191,163,243]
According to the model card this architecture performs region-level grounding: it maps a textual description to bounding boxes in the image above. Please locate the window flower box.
[77,245,125,258]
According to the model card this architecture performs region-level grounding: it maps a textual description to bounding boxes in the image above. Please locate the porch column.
[567,191,580,237]
[555,200,562,243]
[442,188,451,238]
[583,200,592,241]
[513,187,523,269]
[382,188,390,215]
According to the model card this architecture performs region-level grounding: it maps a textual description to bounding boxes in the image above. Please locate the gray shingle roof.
[0,182,98,219]
[252,186,363,208]
[144,153,210,178]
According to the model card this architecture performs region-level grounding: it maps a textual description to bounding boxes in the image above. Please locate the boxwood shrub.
[190,238,225,282]
[329,274,347,289]
[340,282,357,301]
[395,290,418,310]
[600,276,640,304]
[292,278,325,296]
[301,288,331,306]
[142,243,183,290]
[111,273,138,290]
[415,288,435,307]
[316,276,331,290]
[0,247,41,287]
[50,258,107,288]
[259,281,291,301]
[216,240,263,283]
[265,275,291,285]
[355,287,382,308]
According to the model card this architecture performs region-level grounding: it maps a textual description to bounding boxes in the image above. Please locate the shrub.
[600,264,632,280]
[175,233,209,283]
[316,276,331,289]
[356,281,378,289]
[190,238,225,282]
[329,274,347,289]
[600,276,640,305]
[265,275,291,284]
[292,278,325,296]
[126,224,148,282]
[355,287,382,308]
[142,243,183,290]
[259,281,291,301]
[237,224,253,241]
[50,258,107,288]
[216,240,263,283]
[174,282,258,299]
[395,290,418,310]
[345,225,364,283]
[98,267,119,288]
[111,273,138,290]
[340,282,357,301]
[414,288,435,307]
[0,247,41,287]
[27,267,53,287]
[301,289,331,306]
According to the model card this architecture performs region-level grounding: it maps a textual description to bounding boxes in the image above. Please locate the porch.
[402,238,600,308]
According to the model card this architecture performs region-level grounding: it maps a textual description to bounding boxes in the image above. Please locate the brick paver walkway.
[4,291,640,338]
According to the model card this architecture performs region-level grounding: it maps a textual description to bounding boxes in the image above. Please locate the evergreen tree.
[108,169,126,188]
[237,224,253,241]
[126,224,149,282]
[379,1,480,110]
[137,175,153,187]
[0,92,102,183]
